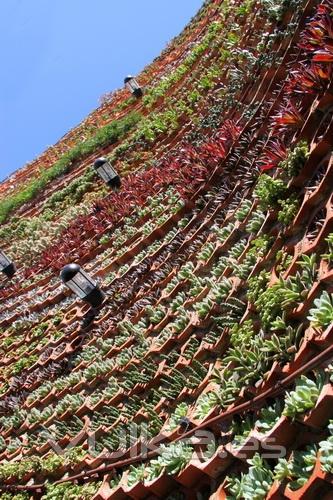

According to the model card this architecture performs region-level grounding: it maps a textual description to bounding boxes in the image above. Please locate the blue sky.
[0,0,203,182]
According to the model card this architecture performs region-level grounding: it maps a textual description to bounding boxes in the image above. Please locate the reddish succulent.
[299,5,333,61]
[286,63,332,95]
[259,139,287,171]
[271,100,304,132]
[313,50,333,62]
[29,120,240,274]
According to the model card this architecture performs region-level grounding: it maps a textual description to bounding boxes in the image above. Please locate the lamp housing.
[124,75,143,98]
[60,263,105,307]
[0,250,16,279]
[93,157,121,190]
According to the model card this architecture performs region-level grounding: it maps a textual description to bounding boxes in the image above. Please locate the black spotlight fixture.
[93,157,121,190]
[60,263,105,308]
[124,75,143,98]
[0,250,16,278]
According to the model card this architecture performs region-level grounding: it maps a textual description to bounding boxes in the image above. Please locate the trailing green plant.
[170,292,187,312]
[198,65,221,91]
[210,278,232,303]
[0,493,29,500]
[0,408,28,432]
[141,20,223,109]
[42,166,97,213]
[277,194,300,225]
[222,333,268,386]
[7,437,23,455]
[165,276,180,294]
[254,174,288,211]
[171,308,190,333]
[136,108,179,143]
[0,435,6,453]
[229,320,255,347]
[279,140,309,177]
[10,354,38,376]
[247,270,270,304]
[234,252,257,279]
[210,368,243,409]
[178,216,190,228]
[251,235,273,255]
[234,236,272,279]
[152,325,172,347]
[194,297,214,319]
[99,234,110,245]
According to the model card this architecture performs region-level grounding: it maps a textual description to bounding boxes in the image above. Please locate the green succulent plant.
[226,453,273,499]
[254,174,288,211]
[307,291,333,328]
[283,372,325,418]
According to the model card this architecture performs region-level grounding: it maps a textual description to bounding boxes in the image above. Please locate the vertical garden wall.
[0,0,332,498]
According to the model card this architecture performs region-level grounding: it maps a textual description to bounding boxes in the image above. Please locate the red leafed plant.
[198,120,240,168]
[271,99,304,132]
[217,119,241,143]
[259,139,287,171]
[313,49,333,62]
[199,140,227,166]
[27,118,239,274]
[299,4,333,61]
[286,63,332,95]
